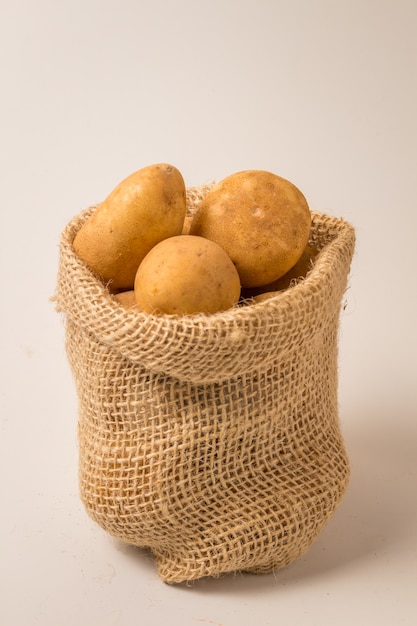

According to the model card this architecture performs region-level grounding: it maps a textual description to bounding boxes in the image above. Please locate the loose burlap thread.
[55,186,355,583]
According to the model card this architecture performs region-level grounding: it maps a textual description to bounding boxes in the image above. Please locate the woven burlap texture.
[55,186,355,584]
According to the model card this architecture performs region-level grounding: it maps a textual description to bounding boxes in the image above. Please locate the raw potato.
[73,163,186,290]
[113,290,141,311]
[242,243,319,302]
[134,235,241,315]
[190,170,311,288]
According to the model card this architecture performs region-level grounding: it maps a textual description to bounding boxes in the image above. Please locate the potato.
[134,235,241,315]
[189,170,311,288]
[73,163,186,290]
[242,243,319,301]
[113,289,141,310]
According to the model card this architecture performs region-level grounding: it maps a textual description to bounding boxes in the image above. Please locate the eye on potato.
[134,235,241,315]
[189,170,311,288]
[73,163,186,290]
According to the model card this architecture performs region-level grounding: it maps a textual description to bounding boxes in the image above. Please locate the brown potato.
[73,163,186,290]
[113,290,141,311]
[189,170,311,288]
[134,235,241,315]
[242,243,319,302]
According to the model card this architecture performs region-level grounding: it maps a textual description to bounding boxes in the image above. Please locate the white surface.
[1,1,416,624]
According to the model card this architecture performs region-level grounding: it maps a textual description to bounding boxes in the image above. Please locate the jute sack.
[55,186,355,584]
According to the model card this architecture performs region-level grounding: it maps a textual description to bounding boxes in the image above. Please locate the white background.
[1,1,416,625]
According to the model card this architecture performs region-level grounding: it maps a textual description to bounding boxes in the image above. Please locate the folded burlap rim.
[55,185,355,384]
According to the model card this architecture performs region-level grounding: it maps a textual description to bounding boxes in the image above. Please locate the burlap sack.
[55,186,355,584]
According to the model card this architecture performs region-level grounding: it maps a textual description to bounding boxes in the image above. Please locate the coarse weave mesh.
[55,185,355,583]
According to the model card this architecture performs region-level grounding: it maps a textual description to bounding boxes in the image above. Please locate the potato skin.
[73,163,186,290]
[189,170,311,288]
[134,235,241,315]
[113,289,141,310]
[242,243,319,301]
